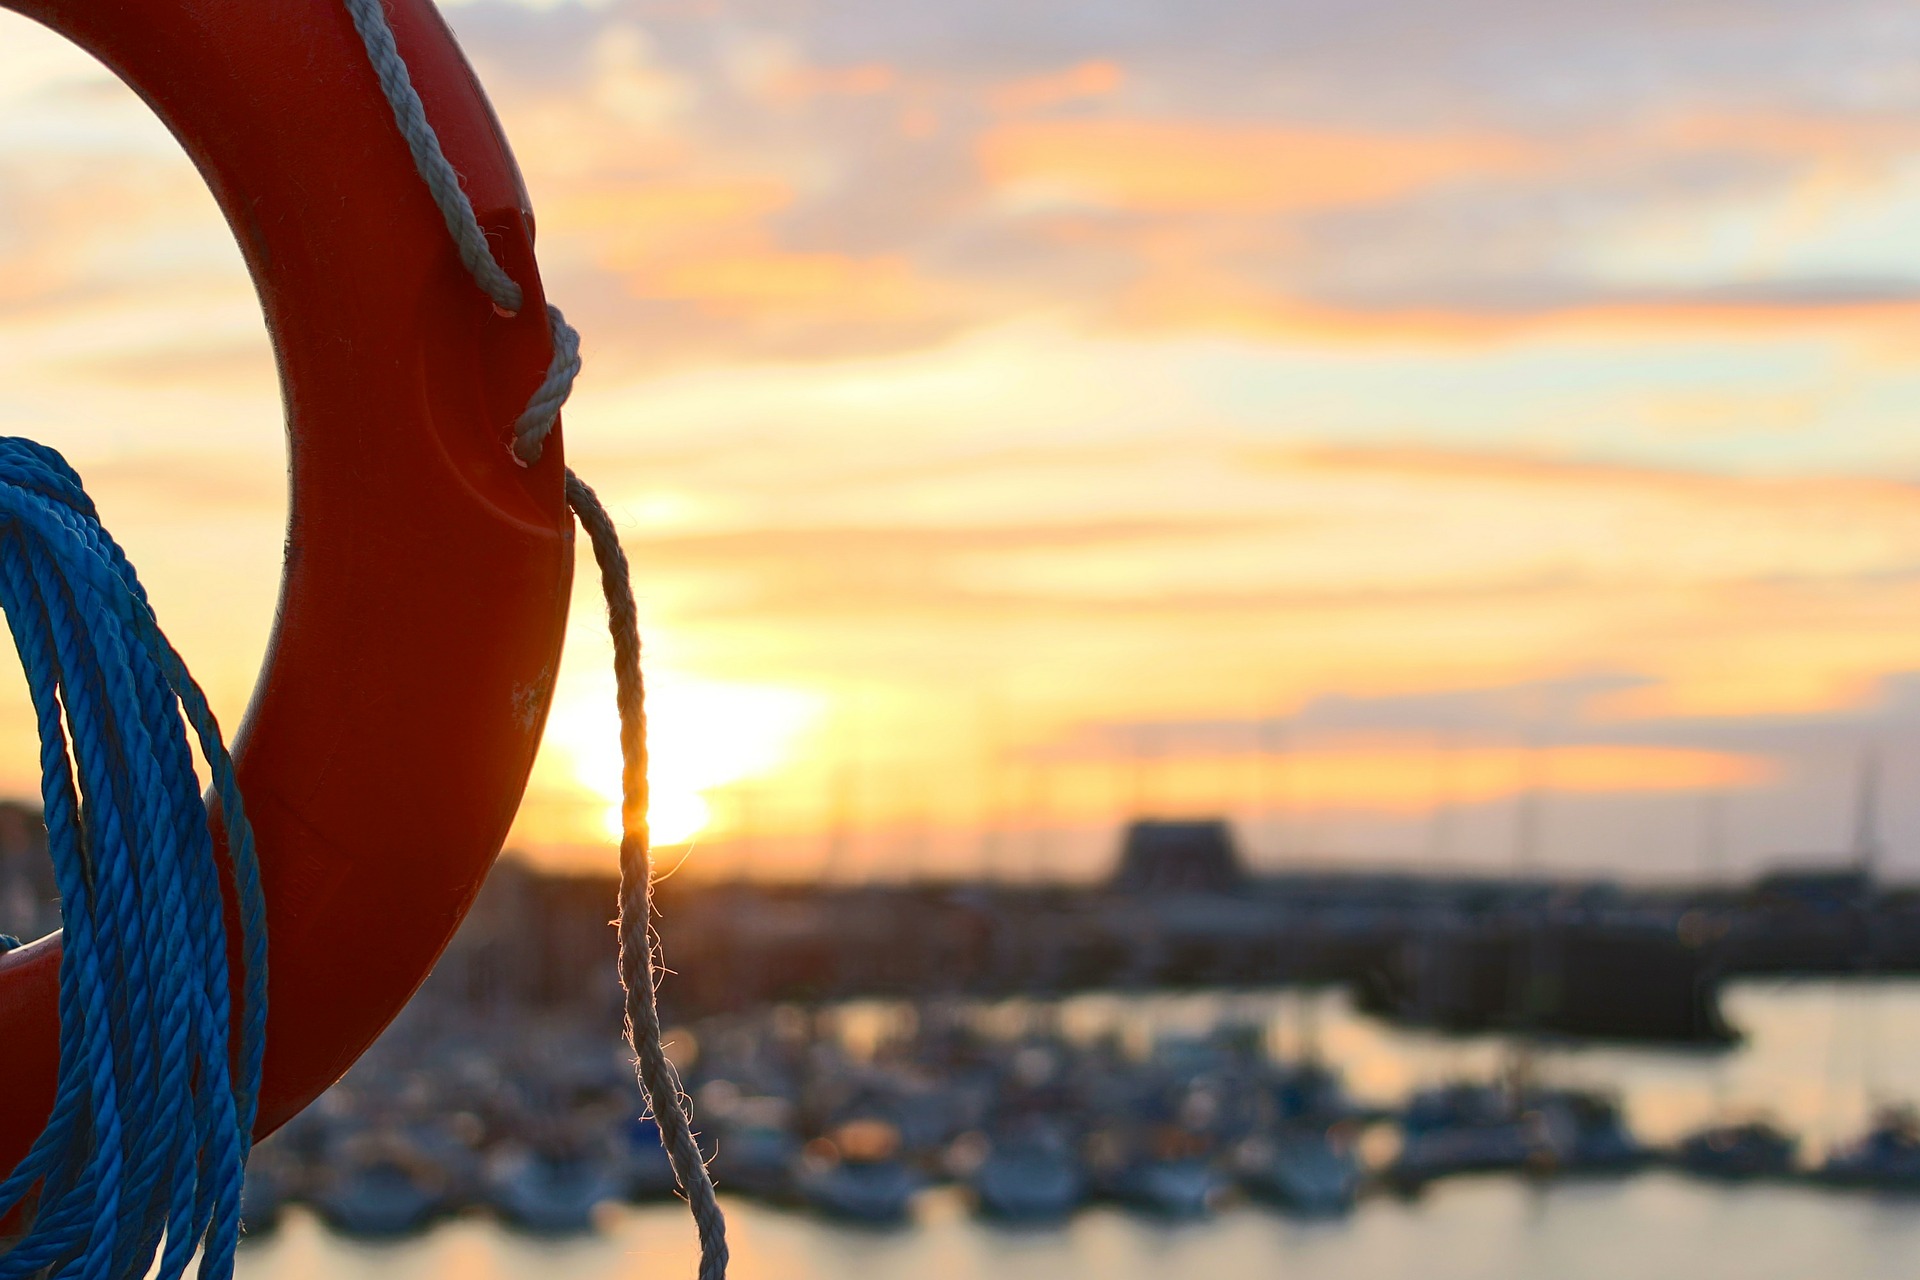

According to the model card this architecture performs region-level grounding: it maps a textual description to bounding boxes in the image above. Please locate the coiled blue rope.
[0,438,266,1280]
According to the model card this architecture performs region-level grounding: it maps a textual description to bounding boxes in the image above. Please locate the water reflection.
[1019,980,1920,1155]
[242,1177,1920,1280]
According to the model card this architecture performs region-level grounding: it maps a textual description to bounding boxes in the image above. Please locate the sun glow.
[544,669,822,849]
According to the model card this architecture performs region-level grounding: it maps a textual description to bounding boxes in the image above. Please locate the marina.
[234,980,1920,1244]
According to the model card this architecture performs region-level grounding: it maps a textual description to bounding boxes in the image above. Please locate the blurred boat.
[714,1121,802,1201]
[1104,1155,1223,1218]
[312,1154,447,1237]
[1529,1088,1651,1175]
[797,1158,920,1224]
[795,1120,918,1224]
[1389,1083,1534,1188]
[239,1160,292,1237]
[486,1143,621,1234]
[1675,1119,1798,1181]
[619,1117,681,1201]
[1239,1127,1361,1216]
[402,1113,488,1206]
[1088,1125,1224,1219]
[1267,1060,1363,1127]
[701,1092,800,1201]
[969,1133,1086,1222]
[1817,1106,1920,1191]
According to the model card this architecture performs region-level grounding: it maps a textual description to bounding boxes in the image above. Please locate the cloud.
[648,250,933,319]
[987,60,1124,115]
[575,438,1920,774]
[606,439,1920,617]
[1181,743,1770,813]
[979,119,1535,215]
[19,0,1920,870]
[402,0,1920,369]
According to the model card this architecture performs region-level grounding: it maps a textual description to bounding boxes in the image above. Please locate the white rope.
[338,3,727,1275]
[340,0,523,315]
[340,0,582,465]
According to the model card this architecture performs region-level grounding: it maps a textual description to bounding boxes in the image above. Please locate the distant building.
[426,855,624,1016]
[1109,819,1247,895]
[1751,866,1874,909]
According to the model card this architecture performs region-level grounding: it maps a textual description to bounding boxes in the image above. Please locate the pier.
[418,819,1920,1045]
[1,803,1910,1045]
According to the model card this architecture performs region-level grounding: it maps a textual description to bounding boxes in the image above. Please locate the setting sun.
[541,666,822,851]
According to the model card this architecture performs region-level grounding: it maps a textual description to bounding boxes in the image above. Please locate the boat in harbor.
[1090,1127,1225,1219]
[1238,1126,1362,1216]
[796,1156,919,1224]
[1529,1087,1651,1175]
[1675,1119,1798,1181]
[619,1117,681,1201]
[1389,1083,1535,1188]
[485,1142,622,1234]
[969,1131,1087,1222]
[1267,1059,1364,1126]
[1104,1155,1222,1218]
[794,1119,920,1224]
[1817,1106,1920,1191]
[240,1157,294,1236]
[311,1153,449,1238]
[711,1113,803,1202]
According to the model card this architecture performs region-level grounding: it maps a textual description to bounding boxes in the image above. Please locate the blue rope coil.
[0,438,266,1280]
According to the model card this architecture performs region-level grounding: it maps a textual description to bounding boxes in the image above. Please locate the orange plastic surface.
[0,0,573,1170]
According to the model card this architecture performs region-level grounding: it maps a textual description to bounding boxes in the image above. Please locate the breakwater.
[435,848,1914,1043]
[1,804,1911,1043]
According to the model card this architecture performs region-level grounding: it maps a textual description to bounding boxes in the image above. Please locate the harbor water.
[234,979,1920,1280]
[239,1179,1920,1280]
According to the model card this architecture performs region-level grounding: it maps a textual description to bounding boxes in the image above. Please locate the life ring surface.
[0,0,573,1172]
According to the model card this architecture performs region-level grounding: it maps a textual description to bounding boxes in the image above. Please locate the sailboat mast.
[1850,744,1883,883]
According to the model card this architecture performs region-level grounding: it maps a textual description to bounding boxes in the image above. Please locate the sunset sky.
[7,0,1920,882]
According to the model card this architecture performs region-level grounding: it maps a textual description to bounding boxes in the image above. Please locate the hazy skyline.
[7,0,1920,880]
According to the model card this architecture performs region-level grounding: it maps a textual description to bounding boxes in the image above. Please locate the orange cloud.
[649,250,935,320]
[1635,110,1920,165]
[1102,269,1920,349]
[989,60,1125,115]
[1275,444,1920,507]
[541,172,970,333]
[589,422,1920,739]
[1127,744,1771,818]
[978,118,1535,213]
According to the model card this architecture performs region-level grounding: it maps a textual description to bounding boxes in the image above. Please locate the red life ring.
[0,0,572,1172]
